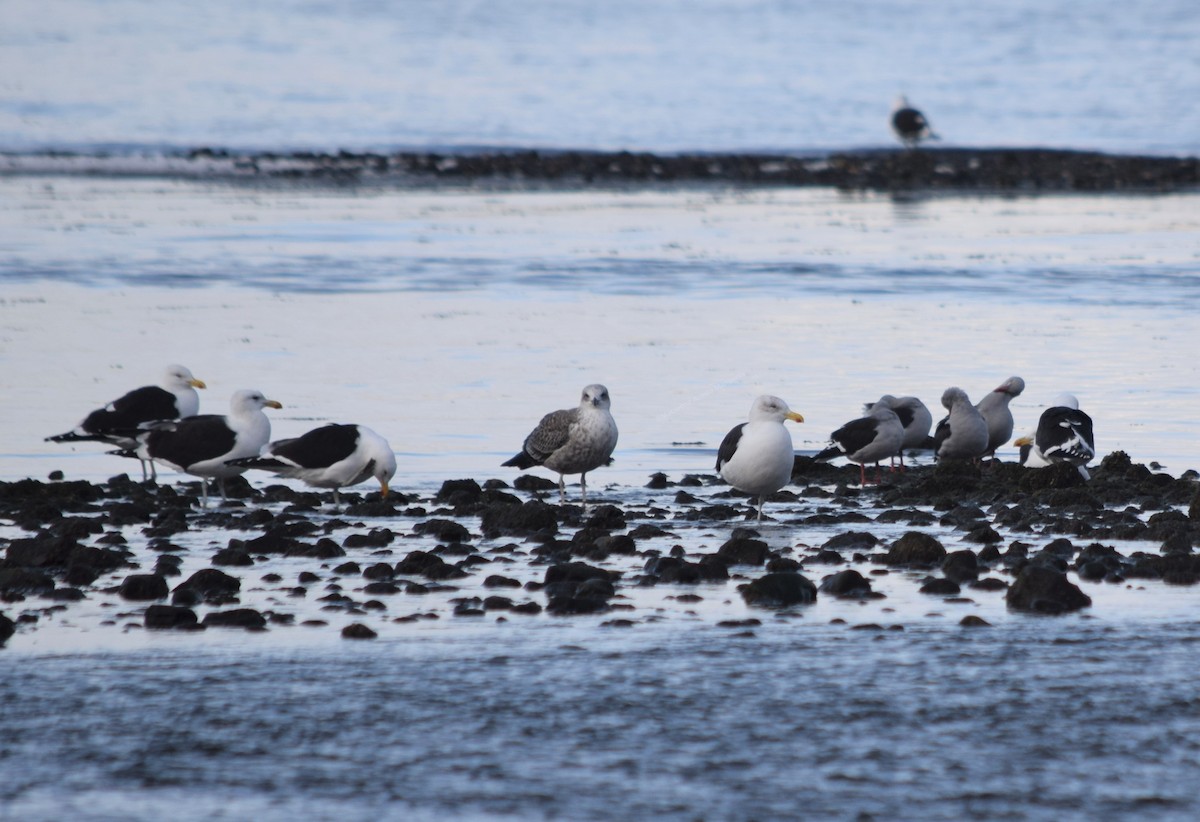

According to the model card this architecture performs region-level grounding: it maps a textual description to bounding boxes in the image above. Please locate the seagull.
[46,364,206,480]
[1014,393,1096,479]
[933,387,990,461]
[228,423,396,508]
[891,95,938,148]
[112,389,281,506]
[864,394,932,469]
[716,395,804,520]
[975,376,1026,460]
[815,400,905,486]
[502,384,618,506]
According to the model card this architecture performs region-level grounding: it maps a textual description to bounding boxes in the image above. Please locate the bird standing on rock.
[228,423,396,508]
[891,95,938,148]
[933,387,990,461]
[975,376,1025,460]
[864,394,932,469]
[502,384,618,506]
[112,388,281,506]
[1015,393,1096,479]
[815,400,905,486]
[46,364,207,480]
[716,395,804,520]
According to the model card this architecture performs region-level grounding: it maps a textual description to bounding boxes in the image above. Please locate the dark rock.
[0,611,14,645]
[717,537,772,566]
[483,575,522,588]
[818,569,875,599]
[412,519,470,543]
[960,615,992,627]
[363,581,402,595]
[118,573,169,601]
[1006,566,1092,614]
[202,608,267,629]
[920,577,961,595]
[344,528,398,548]
[436,478,483,506]
[883,532,947,566]
[144,604,199,630]
[212,547,254,566]
[174,568,241,605]
[821,531,879,551]
[362,562,395,581]
[394,550,468,580]
[941,550,981,583]
[740,573,817,608]
[480,500,559,538]
[342,623,378,639]
[0,568,55,595]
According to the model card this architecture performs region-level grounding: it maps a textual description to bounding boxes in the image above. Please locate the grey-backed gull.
[933,387,990,461]
[815,400,905,486]
[975,376,1026,459]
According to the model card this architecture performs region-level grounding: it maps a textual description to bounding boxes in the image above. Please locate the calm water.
[3,3,1200,820]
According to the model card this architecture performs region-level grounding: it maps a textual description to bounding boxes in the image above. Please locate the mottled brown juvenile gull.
[229,423,396,507]
[864,394,933,469]
[113,389,281,506]
[891,95,938,148]
[933,387,990,461]
[716,395,804,520]
[46,364,207,480]
[1015,393,1096,479]
[815,400,905,486]
[975,376,1026,460]
[502,384,618,506]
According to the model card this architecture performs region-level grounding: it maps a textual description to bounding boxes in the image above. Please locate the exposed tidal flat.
[3,177,1200,820]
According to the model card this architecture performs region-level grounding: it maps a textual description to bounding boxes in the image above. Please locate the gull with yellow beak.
[113,388,281,506]
[46,363,207,480]
[228,423,396,508]
[716,395,804,520]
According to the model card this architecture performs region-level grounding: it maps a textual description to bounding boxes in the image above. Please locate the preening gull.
[815,400,905,486]
[1015,393,1096,479]
[46,364,206,480]
[891,95,938,148]
[864,394,933,469]
[229,423,396,507]
[502,384,618,506]
[113,389,281,506]
[933,387,990,461]
[716,395,804,520]
[975,376,1026,460]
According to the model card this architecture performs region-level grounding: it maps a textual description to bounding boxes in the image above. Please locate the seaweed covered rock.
[1005,566,1091,614]
[741,573,817,608]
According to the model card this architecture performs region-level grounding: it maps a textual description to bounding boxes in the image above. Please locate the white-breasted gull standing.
[715,395,804,520]
[933,387,990,461]
[975,376,1026,460]
[502,384,618,506]
[46,364,207,480]
[815,400,905,486]
[1014,393,1096,479]
[113,388,281,506]
[229,423,397,507]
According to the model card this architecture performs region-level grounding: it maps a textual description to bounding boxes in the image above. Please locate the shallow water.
[4,0,1199,154]
[3,84,1200,822]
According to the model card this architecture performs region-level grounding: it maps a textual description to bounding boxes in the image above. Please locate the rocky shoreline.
[2,451,1198,648]
[5,147,1199,192]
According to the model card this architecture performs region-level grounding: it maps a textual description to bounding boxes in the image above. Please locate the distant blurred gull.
[46,364,206,480]
[229,423,396,507]
[716,395,804,520]
[815,400,905,486]
[1015,393,1096,479]
[933,387,989,461]
[503,384,618,506]
[891,95,938,148]
[113,389,281,506]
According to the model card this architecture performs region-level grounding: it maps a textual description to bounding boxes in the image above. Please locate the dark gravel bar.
[6,146,1199,192]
